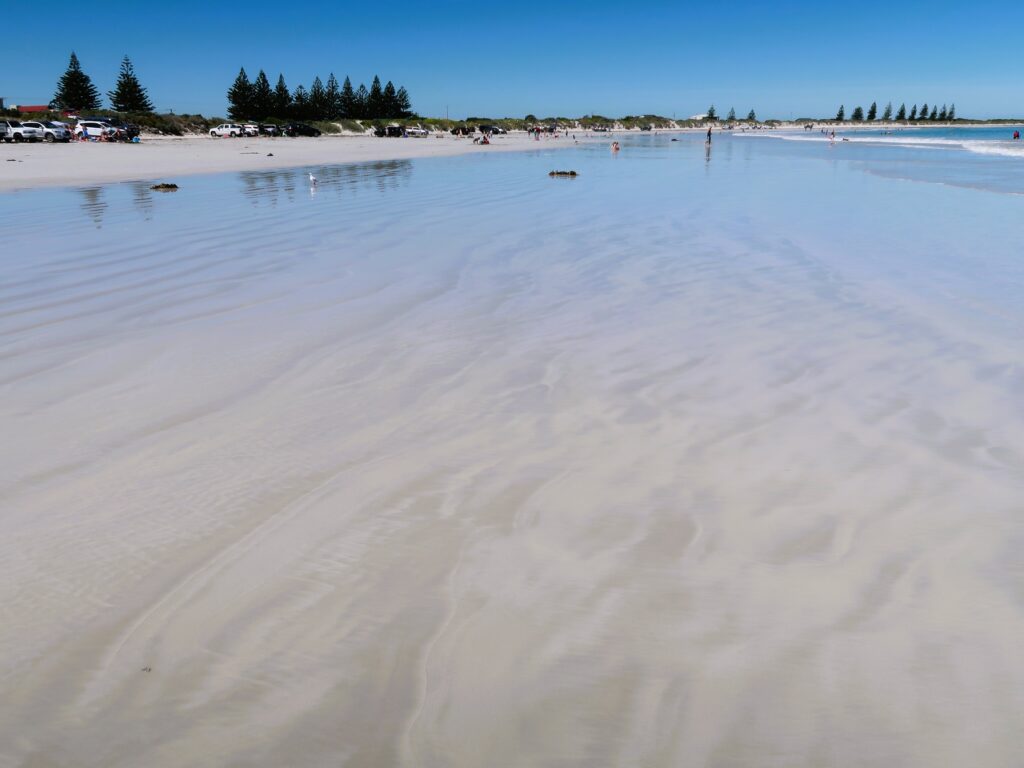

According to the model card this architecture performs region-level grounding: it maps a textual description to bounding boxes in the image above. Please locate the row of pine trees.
[52,52,154,113]
[835,101,956,122]
[226,69,413,121]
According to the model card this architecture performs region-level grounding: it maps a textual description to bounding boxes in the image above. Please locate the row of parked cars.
[209,122,323,138]
[0,116,140,143]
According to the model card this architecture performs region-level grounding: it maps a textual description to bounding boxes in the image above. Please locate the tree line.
[51,52,154,113]
[834,101,956,122]
[227,68,413,121]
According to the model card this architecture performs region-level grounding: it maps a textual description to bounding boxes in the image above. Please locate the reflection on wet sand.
[239,160,413,206]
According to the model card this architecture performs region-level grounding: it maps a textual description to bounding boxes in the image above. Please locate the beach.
[3,131,1024,767]
[0,132,588,191]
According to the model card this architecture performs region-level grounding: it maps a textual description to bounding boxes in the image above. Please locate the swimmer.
[611,141,620,153]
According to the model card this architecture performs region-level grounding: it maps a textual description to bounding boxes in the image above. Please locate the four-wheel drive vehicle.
[0,121,13,142]
[243,123,260,137]
[100,117,140,139]
[282,123,322,137]
[5,120,44,142]
[22,120,72,142]
[74,120,118,139]
[259,124,279,136]
[210,123,245,137]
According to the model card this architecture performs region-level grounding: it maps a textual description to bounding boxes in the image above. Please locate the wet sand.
[2,137,1024,767]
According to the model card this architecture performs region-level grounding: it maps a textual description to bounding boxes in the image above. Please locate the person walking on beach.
[706,126,712,144]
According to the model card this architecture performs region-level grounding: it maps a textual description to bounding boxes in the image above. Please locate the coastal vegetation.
[226,69,413,121]
[835,101,955,122]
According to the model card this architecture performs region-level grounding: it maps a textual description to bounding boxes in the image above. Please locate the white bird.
[309,172,318,186]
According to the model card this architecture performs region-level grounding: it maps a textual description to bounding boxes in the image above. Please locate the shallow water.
[2,135,1024,767]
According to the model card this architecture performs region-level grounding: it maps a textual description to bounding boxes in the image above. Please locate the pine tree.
[340,77,356,118]
[367,76,384,118]
[226,67,253,120]
[948,103,956,121]
[867,101,877,121]
[273,74,291,117]
[354,83,369,119]
[929,105,938,120]
[747,109,757,122]
[291,85,309,120]
[251,70,273,119]
[909,104,917,120]
[52,52,102,111]
[395,86,412,118]
[325,74,341,119]
[706,104,717,120]
[108,55,153,113]
[835,104,845,121]
[896,103,906,121]
[382,81,398,118]
[851,106,864,121]
[309,76,327,120]
[919,103,929,122]
[726,107,736,121]
[938,104,948,121]
[882,102,892,121]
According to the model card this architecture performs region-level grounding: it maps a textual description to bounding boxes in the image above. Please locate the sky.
[4,1,1023,119]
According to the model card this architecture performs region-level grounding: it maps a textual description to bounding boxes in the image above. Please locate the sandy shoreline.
[0,132,595,192]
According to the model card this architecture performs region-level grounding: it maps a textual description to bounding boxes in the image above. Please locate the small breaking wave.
[738,131,1024,158]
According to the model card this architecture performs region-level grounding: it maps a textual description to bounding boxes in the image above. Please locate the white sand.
[0,132,585,191]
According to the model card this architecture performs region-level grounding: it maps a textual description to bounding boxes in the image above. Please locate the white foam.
[739,131,1024,158]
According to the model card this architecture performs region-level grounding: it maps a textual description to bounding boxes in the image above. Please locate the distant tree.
[395,86,412,117]
[909,104,918,121]
[727,107,736,121]
[291,84,309,120]
[226,67,253,120]
[108,55,153,113]
[273,74,291,117]
[339,76,356,118]
[929,105,938,120]
[919,103,929,121]
[706,104,717,120]
[835,104,845,121]
[367,76,384,117]
[867,101,877,121]
[354,83,369,119]
[948,103,956,120]
[747,109,757,122]
[525,113,537,122]
[896,103,907,121]
[882,102,892,121]
[52,52,102,111]
[851,105,864,121]
[382,80,398,118]
[325,74,341,119]
[309,76,327,119]
[938,104,948,121]
[250,70,273,119]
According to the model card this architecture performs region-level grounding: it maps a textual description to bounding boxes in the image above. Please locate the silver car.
[4,120,44,142]
[22,120,72,143]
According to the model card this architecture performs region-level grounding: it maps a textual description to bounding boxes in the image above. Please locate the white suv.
[4,120,44,142]
[210,123,245,138]
[74,120,117,140]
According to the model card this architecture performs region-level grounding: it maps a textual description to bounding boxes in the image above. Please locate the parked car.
[258,124,279,136]
[100,117,140,140]
[243,123,260,137]
[22,120,72,142]
[74,120,118,140]
[282,123,322,137]
[405,127,429,138]
[210,123,245,138]
[0,120,13,142]
[4,120,45,142]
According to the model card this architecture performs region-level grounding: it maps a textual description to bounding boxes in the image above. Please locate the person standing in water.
[706,126,712,144]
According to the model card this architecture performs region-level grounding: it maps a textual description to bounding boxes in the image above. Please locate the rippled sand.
[2,138,1024,767]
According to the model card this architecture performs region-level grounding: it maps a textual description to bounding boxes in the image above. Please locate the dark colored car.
[450,126,475,136]
[259,124,280,136]
[85,116,140,140]
[282,123,322,137]
[374,125,405,138]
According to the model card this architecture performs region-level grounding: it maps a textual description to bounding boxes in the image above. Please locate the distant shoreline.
[3,122,1022,193]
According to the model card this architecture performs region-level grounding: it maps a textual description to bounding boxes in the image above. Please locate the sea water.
[2,134,1024,766]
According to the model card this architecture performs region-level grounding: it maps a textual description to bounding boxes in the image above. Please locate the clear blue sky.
[4,1,1022,118]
